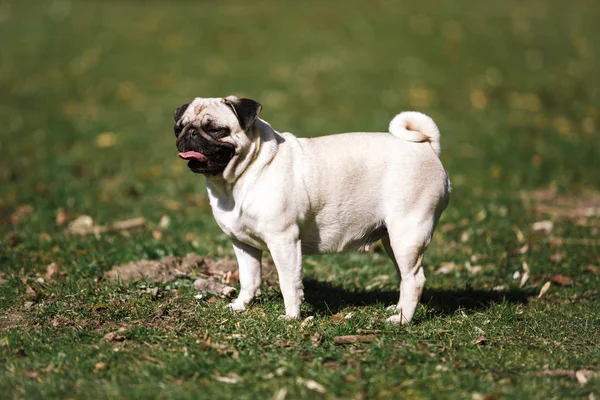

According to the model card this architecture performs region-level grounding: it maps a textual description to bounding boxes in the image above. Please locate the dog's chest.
[208,194,267,250]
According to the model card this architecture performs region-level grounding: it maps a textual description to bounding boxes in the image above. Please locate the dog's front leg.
[268,236,304,319]
[228,238,262,312]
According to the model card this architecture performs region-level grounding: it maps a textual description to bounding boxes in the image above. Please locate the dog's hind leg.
[384,218,433,324]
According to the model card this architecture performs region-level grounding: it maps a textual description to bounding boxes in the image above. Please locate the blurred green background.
[1,1,599,399]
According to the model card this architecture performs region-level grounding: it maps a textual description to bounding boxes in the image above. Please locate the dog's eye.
[204,125,229,137]
[174,125,182,136]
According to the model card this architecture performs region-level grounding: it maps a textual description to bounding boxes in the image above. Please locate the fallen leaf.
[23,370,39,378]
[538,281,551,298]
[10,205,33,224]
[152,230,163,240]
[68,215,106,236]
[537,369,575,378]
[207,296,217,303]
[55,208,67,226]
[95,362,107,370]
[143,287,159,298]
[103,332,126,342]
[333,335,376,344]
[0,273,6,286]
[96,132,117,148]
[296,377,326,393]
[584,265,599,275]
[273,388,287,400]
[112,217,145,231]
[330,313,346,323]
[357,329,381,334]
[516,244,529,254]
[473,336,488,345]
[215,373,240,384]
[465,262,482,275]
[513,226,525,243]
[45,262,59,279]
[551,274,573,286]
[25,285,36,299]
[300,316,314,329]
[435,262,457,275]
[139,354,165,367]
[532,220,553,234]
[520,262,530,288]
[575,369,592,385]
[549,252,564,262]
[311,332,322,347]
[158,215,170,230]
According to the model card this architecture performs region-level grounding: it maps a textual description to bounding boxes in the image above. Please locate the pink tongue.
[178,151,207,162]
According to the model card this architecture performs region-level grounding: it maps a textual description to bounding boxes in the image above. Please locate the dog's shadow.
[302,278,533,317]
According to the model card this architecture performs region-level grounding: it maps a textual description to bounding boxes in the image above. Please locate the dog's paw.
[227,302,247,312]
[278,314,300,321]
[385,314,411,324]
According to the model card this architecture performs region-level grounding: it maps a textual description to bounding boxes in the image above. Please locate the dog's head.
[173,96,262,175]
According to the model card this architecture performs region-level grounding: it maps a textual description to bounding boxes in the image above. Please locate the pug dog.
[174,96,450,324]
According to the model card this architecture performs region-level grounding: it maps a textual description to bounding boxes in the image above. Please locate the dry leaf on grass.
[55,208,67,226]
[520,262,530,288]
[311,332,323,347]
[96,132,117,148]
[139,354,165,367]
[158,215,171,230]
[333,335,376,344]
[10,205,33,224]
[45,262,59,279]
[103,332,126,342]
[584,265,599,275]
[112,217,145,231]
[357,329,381,334]
[0,273,6,286]
[473,336,488,345]
[435,262,457,275]
[25,285,36,299]
[215,373,240,384]
[94,362,107,371]
[68,215,145,236]
[23,370,39,378]
[300,316,314,329]
[537,281,551,298]
[273,388,287,400]
[537,369,597,385]
[551,274,574,286]
[532,220,554,234]
[296,377,326,393]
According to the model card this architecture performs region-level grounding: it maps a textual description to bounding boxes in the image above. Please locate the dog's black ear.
[174,103,189,122]
[223,96,262,131]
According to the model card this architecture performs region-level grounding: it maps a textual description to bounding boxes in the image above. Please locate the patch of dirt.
[0,311,26,331]
[105,253,279,287]
[522,188,600,224]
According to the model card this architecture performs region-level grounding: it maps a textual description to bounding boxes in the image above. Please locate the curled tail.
[388,111,441,157]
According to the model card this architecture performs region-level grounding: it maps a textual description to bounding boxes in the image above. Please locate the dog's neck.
[206,118,281,191]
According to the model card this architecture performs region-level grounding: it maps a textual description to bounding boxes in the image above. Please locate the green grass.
[1,0,600,398]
